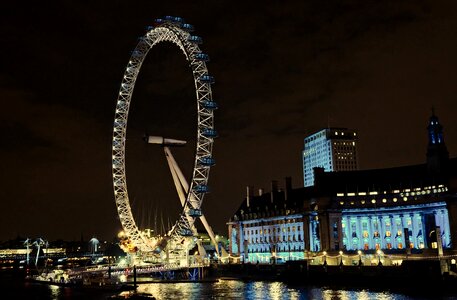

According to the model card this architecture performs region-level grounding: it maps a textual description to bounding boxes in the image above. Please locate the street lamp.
[339,250,343,266]
[377,249,382,266]
[357,250,363,266]
[323,251,327,266]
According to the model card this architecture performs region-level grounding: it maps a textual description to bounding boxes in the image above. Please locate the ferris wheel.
[112,16,219,254]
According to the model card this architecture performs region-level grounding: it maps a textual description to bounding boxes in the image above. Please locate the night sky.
[2,1,457,242]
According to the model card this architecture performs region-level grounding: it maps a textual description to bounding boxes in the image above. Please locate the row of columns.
[229,204,452,260]
[341,208,450,250]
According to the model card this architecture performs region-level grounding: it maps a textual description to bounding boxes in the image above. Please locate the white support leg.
[164,147,207,257]
[164,147,227,258]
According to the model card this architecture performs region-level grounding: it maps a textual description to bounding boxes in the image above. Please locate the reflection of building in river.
[228,111,457,263]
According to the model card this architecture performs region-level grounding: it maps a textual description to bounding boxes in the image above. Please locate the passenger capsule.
[201,128,218,138]
[179,228,193,236]
[199,75,215,84]
[181,23,194,32]
[193,184,210,193]
[188,208,202,217]
[198,156,216,166]
[188,35,203,44]
[201,100,218,110]
[154,18,164,26]
[130,50,142,57]
[172,16,184,24]
[194,53,209,62]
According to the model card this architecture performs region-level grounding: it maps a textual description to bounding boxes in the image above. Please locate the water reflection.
[320,288,411,300]
[12,279,457,300]
[139,282,201,300]
[134,280,419,300]
[48,284,61,299]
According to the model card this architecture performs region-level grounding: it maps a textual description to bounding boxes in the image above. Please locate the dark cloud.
[1,0,457,241]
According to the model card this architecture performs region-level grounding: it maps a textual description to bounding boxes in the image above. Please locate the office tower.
[302,128,358,187]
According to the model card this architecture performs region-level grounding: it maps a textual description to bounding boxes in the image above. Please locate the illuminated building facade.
[302,128,358,187]
[227,181,309,263]
[229,112,457,263]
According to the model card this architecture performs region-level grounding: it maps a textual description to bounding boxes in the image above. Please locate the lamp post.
[323,251,327,266]
[358,250,363,266]
[377,249,382,266]
[339,250,343,266]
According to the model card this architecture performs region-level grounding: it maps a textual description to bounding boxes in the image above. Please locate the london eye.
[111,16,219,258]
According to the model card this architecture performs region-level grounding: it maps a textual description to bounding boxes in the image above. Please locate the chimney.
[246,186,253,207]
[271,180,278,192]
[271,180,278,203]
[285,176,292,201]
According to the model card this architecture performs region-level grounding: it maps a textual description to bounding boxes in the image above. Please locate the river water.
[3,276,457,300]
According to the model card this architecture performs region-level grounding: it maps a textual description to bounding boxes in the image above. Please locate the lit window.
[371,199,376,204]
[382,198,387,203]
